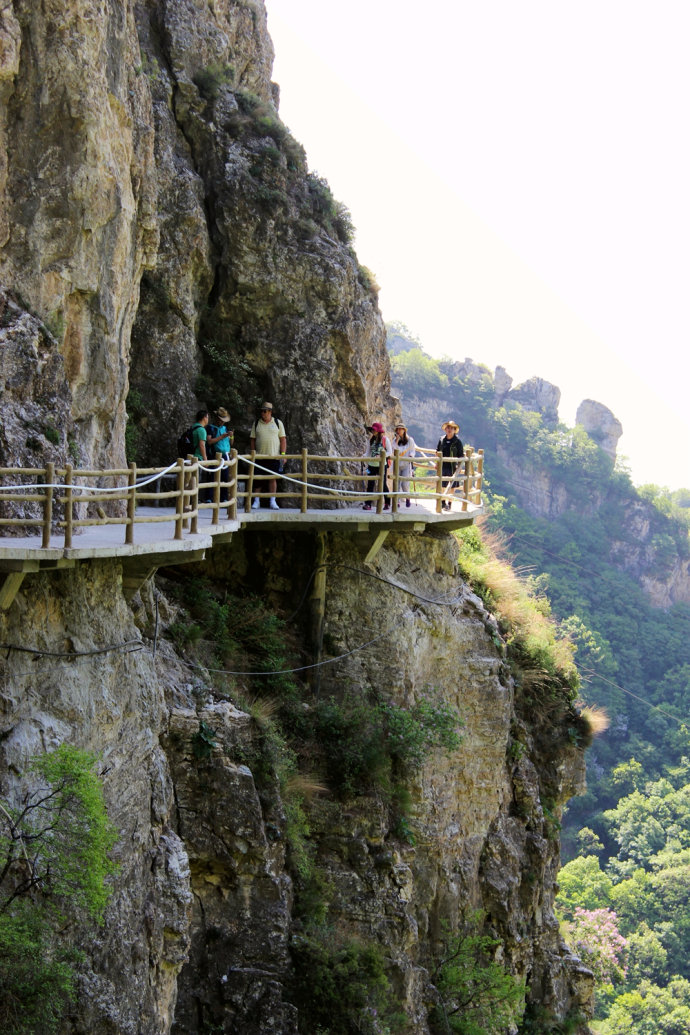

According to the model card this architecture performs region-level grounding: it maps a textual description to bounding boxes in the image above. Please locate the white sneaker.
[269,498,279,510]
[251,498,259,510]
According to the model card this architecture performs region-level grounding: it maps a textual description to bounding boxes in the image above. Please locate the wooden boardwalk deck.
[0,451,483,606]
[0,497,481,562]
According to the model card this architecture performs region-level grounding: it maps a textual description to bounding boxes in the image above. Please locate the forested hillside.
[388,326,690,1033]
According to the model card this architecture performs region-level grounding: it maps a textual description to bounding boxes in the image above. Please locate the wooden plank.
[0,560,41,573]
[363,530,389,564]
[0,571,26,611]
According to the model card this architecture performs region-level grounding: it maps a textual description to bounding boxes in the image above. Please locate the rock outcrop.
[391,346,690,608]
[506,377,561,426]
[576,399,623,461]
[493,364,513,405]
[0,295,75,472]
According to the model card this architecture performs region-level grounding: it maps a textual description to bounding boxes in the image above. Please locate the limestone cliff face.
[0,562,192,1032]
[0,0,158,469]
[0,297,75,475]
[0,2,593,1031]
[0,0,393,472]
[296,532,592,1028]
[608,498,690,608]
[0,531,593,1032]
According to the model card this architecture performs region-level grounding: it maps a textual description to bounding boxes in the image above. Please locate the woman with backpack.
[362,422,391,511]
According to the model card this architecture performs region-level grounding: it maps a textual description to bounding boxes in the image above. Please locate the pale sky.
[266,0,690,490]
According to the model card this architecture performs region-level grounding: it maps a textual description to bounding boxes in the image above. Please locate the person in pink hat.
[362,421,391,511]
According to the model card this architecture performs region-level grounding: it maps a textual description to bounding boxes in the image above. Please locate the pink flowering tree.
[567,908,627,988]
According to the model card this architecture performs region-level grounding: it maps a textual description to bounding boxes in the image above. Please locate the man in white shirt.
[250,402,286,510]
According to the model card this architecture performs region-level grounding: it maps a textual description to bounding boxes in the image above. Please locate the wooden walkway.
[0,450,483,606]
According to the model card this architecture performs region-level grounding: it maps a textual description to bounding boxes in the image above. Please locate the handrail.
[0,447,483,549]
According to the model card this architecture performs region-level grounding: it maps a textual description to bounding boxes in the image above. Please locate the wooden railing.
[0,447,483,548]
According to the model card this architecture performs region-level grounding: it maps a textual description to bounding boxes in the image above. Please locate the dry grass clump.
[577,703,610,738]
[245,695,282,729]
[284,773,328,799]
[456,519,577,683]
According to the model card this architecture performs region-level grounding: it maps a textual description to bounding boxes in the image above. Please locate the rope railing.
[0,447,483,549]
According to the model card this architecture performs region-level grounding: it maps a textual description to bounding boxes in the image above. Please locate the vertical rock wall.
[0,0,158,467]
[0,528,593,1032]
[0,0,394,472]
[0,562,191,1032]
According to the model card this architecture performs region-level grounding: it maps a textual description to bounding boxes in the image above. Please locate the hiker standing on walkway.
[362,421,391,511]
[436,420,464,511]
[208,407,234,503]
[250,402,286,510]
[192,410,209,461]
[192,410,214,502]
[393,423,416,508]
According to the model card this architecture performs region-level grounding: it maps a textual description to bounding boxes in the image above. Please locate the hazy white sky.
[266,0,690,489]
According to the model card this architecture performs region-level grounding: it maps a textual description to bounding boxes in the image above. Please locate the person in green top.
[192,410,209,460]
[192,410,212,502]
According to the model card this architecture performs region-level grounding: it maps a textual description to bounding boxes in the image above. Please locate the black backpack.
[206,424,218,459]
[177,426,196,457]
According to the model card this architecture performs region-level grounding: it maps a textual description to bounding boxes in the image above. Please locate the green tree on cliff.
[0,745,117,1034]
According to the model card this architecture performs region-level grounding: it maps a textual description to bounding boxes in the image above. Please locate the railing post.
[43,462,54,548]
[476,449,484,504]
[211,459,221,525]
[462,448,473,513]
[376,461,385,514]
[175,458,185,539]
[64,464,73,547]
[435,452,443,514]
[126,462,136,544]
[392,449,400,514]
[190,460,199,534]
[228,449,238,521]
[247,450,256,511]
[301,449,308,513]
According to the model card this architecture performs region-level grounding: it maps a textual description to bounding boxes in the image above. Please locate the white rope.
[0,461,181,494]
[245,456,399,498]
[244,457,477,503]
[196,458,232,472]
[0,456,477,504]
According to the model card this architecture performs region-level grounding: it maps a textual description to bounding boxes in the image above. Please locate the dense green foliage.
[0,746,117,1034]
[0,902,77,1035]
[429,917,525,1034]
[290,933,405,1035]
[388,332,690,1033]
[556,770,690,1026]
